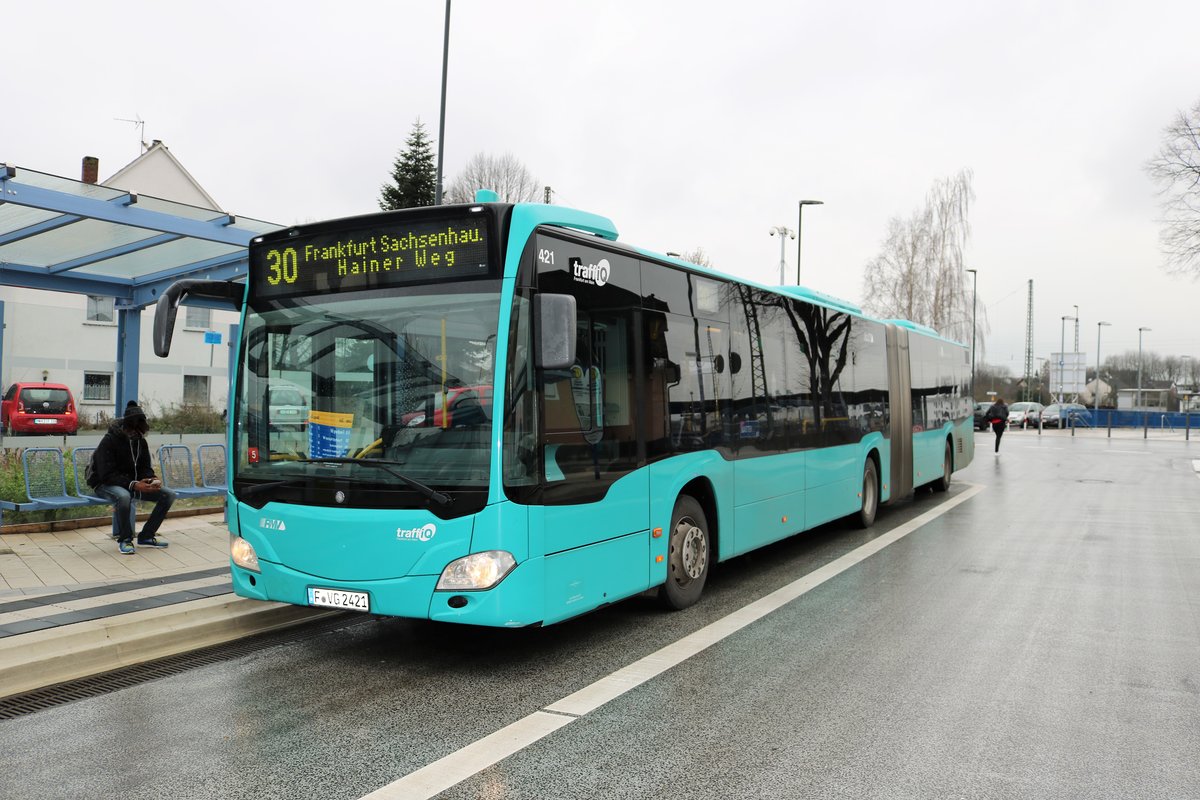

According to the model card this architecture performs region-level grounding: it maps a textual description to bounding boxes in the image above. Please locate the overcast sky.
[7,1,1200,374]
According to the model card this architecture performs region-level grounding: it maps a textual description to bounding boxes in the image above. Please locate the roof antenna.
[114,115,149,155]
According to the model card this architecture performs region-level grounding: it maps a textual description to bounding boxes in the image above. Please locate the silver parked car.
[268,386,309,431]
[1007,401,1044,429]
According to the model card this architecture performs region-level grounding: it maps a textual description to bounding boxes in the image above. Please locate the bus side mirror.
[153,279,244,357]
[534,293,576,370]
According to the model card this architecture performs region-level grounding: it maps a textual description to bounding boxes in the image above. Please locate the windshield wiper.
[295,458,452,507]
[240,477,308,501]
[239,475,371,502]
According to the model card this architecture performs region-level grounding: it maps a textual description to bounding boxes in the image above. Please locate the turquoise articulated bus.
[153,195,973,627]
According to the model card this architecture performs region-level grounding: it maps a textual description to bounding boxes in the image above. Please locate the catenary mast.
[1023,280,1034,402]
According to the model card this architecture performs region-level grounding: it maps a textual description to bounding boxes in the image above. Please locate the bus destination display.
[251,216,490,299]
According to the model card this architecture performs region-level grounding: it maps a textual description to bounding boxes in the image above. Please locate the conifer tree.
[379,120,436,210]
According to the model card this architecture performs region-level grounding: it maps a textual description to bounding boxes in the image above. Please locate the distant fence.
[1088,409,1198,429]
[0,432,226,450]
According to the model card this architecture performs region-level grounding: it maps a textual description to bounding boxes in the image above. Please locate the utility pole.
[966,269,977,399]
[1060,315,1075,405]
[769,226,795,285]
[1023,280,1034,402]
[1073,304,1080,353]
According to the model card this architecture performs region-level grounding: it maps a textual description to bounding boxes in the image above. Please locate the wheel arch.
[866,446,882,489]
[677,476,719,564]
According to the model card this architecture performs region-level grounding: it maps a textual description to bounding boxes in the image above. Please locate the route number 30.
[265,248,299,285]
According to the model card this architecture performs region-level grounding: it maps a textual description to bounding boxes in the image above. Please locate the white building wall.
[103,142,222,210]
[1,141,243,422]
[1,287,237,423]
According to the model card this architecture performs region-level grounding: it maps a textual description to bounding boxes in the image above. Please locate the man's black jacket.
[93,422,157,490]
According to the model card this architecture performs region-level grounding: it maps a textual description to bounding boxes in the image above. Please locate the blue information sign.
[308,411,353,458]
[204,331,222,345]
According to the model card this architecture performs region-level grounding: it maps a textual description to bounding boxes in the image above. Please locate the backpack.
[85,450,101,489]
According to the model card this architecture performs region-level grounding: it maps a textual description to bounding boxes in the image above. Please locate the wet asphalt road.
[1,429,1198,799]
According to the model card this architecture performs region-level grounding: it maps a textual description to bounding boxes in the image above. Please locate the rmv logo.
[260,518,287,531]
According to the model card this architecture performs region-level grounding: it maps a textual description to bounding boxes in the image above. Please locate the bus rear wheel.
[933,441,952,492]
[659,495,710,610]
[856,458,879,529]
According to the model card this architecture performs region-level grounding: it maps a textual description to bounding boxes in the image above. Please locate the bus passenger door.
[536,308,648,620]
[539,310,645,544]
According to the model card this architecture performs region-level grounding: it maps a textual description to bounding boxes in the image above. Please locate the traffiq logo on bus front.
[397,524,437,542]
[571,256,610,287]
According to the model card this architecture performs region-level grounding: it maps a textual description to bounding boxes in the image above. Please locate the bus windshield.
[234,282,500,508]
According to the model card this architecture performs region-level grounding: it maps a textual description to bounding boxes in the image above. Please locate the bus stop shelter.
[0,163,281,415]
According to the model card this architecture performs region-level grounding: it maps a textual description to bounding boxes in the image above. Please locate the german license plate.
[279,409,298,414]
[308,587,370,612]
[34,418,57,425]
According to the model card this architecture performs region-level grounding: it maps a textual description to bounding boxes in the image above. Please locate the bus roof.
[508,201,966,350]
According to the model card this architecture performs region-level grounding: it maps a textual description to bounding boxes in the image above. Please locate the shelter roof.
[0,163,281,309]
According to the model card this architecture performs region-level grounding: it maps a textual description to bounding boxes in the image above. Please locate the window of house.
[83,372,113,402]
[87,295,115,323]
[183,374,210,405]
[185,307,212,329]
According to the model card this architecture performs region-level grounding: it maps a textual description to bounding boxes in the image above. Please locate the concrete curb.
[0,596,336,699]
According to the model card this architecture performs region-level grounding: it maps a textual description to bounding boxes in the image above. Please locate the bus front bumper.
[231,557,545,628]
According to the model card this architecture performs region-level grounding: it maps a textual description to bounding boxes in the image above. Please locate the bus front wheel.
[659,495,710,611]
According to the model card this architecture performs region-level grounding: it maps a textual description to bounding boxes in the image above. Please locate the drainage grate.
[0,613,364,721]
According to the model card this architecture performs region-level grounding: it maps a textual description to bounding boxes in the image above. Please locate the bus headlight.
[437,550,516,591]
[230,535,261,573]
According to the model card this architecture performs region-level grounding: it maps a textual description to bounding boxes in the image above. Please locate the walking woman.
[985,396,1009,454]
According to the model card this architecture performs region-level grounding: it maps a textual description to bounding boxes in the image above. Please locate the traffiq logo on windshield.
[397,524,437,542]
[571,256,610,287]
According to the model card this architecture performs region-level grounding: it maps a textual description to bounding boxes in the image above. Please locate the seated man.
[93,404,175,555]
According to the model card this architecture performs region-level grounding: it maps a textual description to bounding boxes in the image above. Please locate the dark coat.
[93,422,157,490]
[986,401,1008,429]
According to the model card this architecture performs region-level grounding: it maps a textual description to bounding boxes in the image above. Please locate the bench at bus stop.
[0,444,227,528]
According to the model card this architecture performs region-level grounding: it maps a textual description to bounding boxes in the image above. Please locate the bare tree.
[445,152,541,204]
[681,247,713,268]
[861,170,986,350]
[1146,100,1200,275]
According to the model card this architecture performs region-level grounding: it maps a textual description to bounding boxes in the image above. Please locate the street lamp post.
[434,0,452,204]
[1137,326,1151,409]
[769,226,795,285]
[966,269,977,399]
[1073,304,1080,352]
[1059,315,1075,405]
[1095,321,1110,418]
[796,200,823,285]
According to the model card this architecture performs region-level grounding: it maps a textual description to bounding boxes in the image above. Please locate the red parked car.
[1,382,79,435]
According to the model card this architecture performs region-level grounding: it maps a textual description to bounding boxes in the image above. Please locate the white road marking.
[1193,460,1200,475]
[361,712,575,799]
[361,483,986,800]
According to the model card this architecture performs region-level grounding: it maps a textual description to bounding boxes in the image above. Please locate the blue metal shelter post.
[115,306,142,413]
